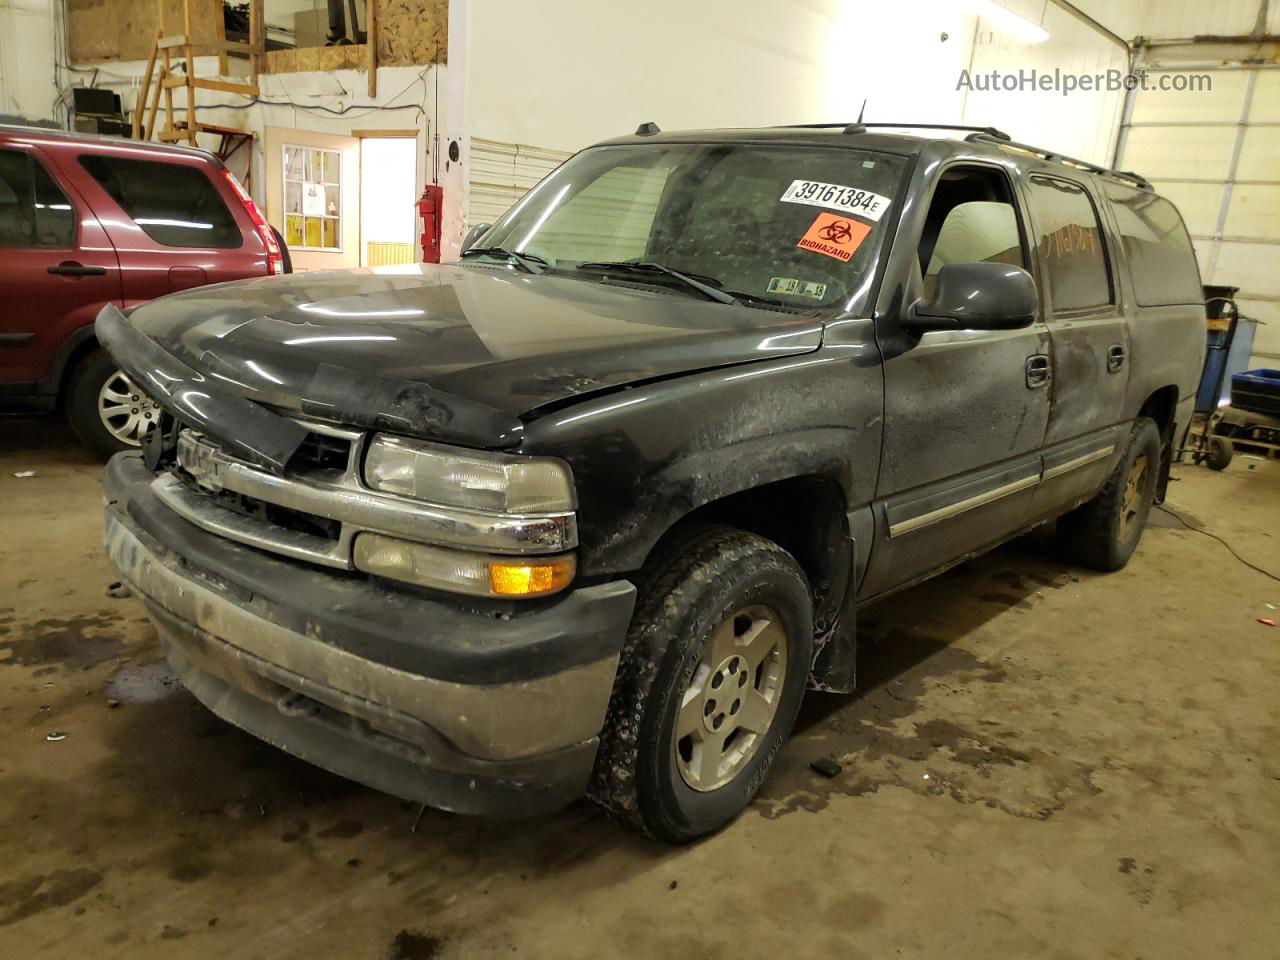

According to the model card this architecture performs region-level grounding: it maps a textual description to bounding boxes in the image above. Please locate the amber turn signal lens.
[488,556,576,597]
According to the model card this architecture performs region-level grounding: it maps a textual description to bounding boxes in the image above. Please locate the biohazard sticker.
[780,179,891,222]
[796,213,870,263]
[767,277,828,299]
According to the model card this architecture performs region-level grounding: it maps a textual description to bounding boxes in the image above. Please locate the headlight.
[354,533,576,598]
[364,434,575,513]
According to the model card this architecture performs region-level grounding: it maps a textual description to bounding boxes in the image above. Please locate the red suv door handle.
[48,261,107,277]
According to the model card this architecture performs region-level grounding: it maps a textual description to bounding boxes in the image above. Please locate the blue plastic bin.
[1230,368,1280,418]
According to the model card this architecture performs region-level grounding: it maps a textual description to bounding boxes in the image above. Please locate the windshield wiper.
[460,246,547,274]
[576,260,739,305]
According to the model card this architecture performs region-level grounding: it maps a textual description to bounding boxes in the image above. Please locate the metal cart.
[1178,289,1241,471]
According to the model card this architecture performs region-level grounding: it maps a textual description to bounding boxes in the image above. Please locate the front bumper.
[103,453,636,816]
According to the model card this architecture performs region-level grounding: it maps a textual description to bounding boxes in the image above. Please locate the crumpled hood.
[124,262,825,424]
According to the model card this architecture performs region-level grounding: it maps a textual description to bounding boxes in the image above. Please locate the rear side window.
[1026,176,1112,312]
[0,149,75,248]
[78,154,241,249]
[1104,184,1202,307]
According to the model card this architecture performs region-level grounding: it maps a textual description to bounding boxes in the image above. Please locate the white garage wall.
[963,0,1129,164]
[0,0,60,124]
[83,60,441,200]
[461,0,980,152]
[448,0,1143,250]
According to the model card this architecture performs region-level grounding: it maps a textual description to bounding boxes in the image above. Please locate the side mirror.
[460,222,492,254]
[905,261,1037,333]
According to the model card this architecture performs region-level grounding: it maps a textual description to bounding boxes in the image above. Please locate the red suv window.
[0,149,75,248]
[77,154,242,249]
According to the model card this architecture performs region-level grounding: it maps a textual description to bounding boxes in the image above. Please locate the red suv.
[0,125,286,457]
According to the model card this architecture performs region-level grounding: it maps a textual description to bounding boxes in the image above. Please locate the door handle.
[47,261,107,277]
[1107,344,1127,372]
[1025,354,1051,388]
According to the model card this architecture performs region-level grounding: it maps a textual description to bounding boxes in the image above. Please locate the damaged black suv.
[100,123,1205,841]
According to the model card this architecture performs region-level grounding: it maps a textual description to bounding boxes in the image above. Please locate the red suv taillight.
[222,169,284,276]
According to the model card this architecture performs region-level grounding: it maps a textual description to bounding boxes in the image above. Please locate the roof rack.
[776,122,1012,140]
[964,132,1152,190]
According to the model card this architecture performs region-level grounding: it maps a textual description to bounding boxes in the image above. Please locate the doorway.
[359,136,418,266]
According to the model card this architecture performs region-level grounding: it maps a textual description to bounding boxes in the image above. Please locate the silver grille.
[156,421,579,569]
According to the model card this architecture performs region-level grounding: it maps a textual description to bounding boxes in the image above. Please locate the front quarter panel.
[519,327,883,578]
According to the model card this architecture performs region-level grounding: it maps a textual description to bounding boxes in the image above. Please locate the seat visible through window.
[918,166,1025,300]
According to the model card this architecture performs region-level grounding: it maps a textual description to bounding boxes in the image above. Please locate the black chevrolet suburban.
[99,123,1205,841]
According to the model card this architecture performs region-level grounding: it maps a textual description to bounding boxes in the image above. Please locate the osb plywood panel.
[264,45,368,74]
[69,0,222,63]
[378,0,447,66]
[265,0,446,73]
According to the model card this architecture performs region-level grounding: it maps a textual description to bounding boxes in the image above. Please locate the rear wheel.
[65,349,161,460]
[591,524,812,842]
[1058,417,1161,571]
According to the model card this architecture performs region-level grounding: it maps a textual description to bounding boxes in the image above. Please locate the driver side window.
[918,165,1025,300]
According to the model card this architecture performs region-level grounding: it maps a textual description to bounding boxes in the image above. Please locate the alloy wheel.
[1118,452,1149,541]
[98,370,161,446]
[675,604,787,792]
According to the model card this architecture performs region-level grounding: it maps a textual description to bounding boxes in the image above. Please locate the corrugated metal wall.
[1116,62,1280,363]
[467,139,574,228]
[1072,0,1280,41]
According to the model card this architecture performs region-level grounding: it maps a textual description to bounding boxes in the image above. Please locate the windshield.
[470,143,907,311]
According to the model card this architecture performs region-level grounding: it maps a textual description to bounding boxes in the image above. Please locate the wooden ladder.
[132,0,265,147]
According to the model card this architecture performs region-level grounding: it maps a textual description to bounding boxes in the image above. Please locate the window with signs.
[284,145,340,250]
[476,144,907,309]
[1103,183,1202,307]
[0,149,75,248]
[1026,176,1112,312]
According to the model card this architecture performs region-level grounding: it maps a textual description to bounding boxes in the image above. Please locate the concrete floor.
[1,414,1278,960]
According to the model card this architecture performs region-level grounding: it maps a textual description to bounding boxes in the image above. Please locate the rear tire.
[590,524,813,842]
[65,349,161,461]
[1058,417,1161,571]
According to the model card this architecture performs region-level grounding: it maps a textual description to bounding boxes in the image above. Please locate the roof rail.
[864,122,1011,140]
[776,121,1012,140]
[965,132,1153,191]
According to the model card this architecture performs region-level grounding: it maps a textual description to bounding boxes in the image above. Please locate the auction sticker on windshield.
[796,212,871,263]
[780,180,891,222]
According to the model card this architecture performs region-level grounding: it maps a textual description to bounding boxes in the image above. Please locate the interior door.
[0,146,121,390]
[861,161,1052,598]
[266,127,360,272]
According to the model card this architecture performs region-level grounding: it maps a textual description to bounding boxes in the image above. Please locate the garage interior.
[2,1,1280,958]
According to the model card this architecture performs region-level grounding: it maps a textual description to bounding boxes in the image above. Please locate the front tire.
[590,524,813,842]
[1058,417,1162,571]
[65,349,162,460]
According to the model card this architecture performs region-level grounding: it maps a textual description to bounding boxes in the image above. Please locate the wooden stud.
[133,30,160,139]
[250,0,263,87]
[190,77,258,96]
[367,0,378,98]
[182,0,197,145]
[214,0,229,76]
[352,129,419,138]
[144,64,165,141]
[161,47,175,140]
